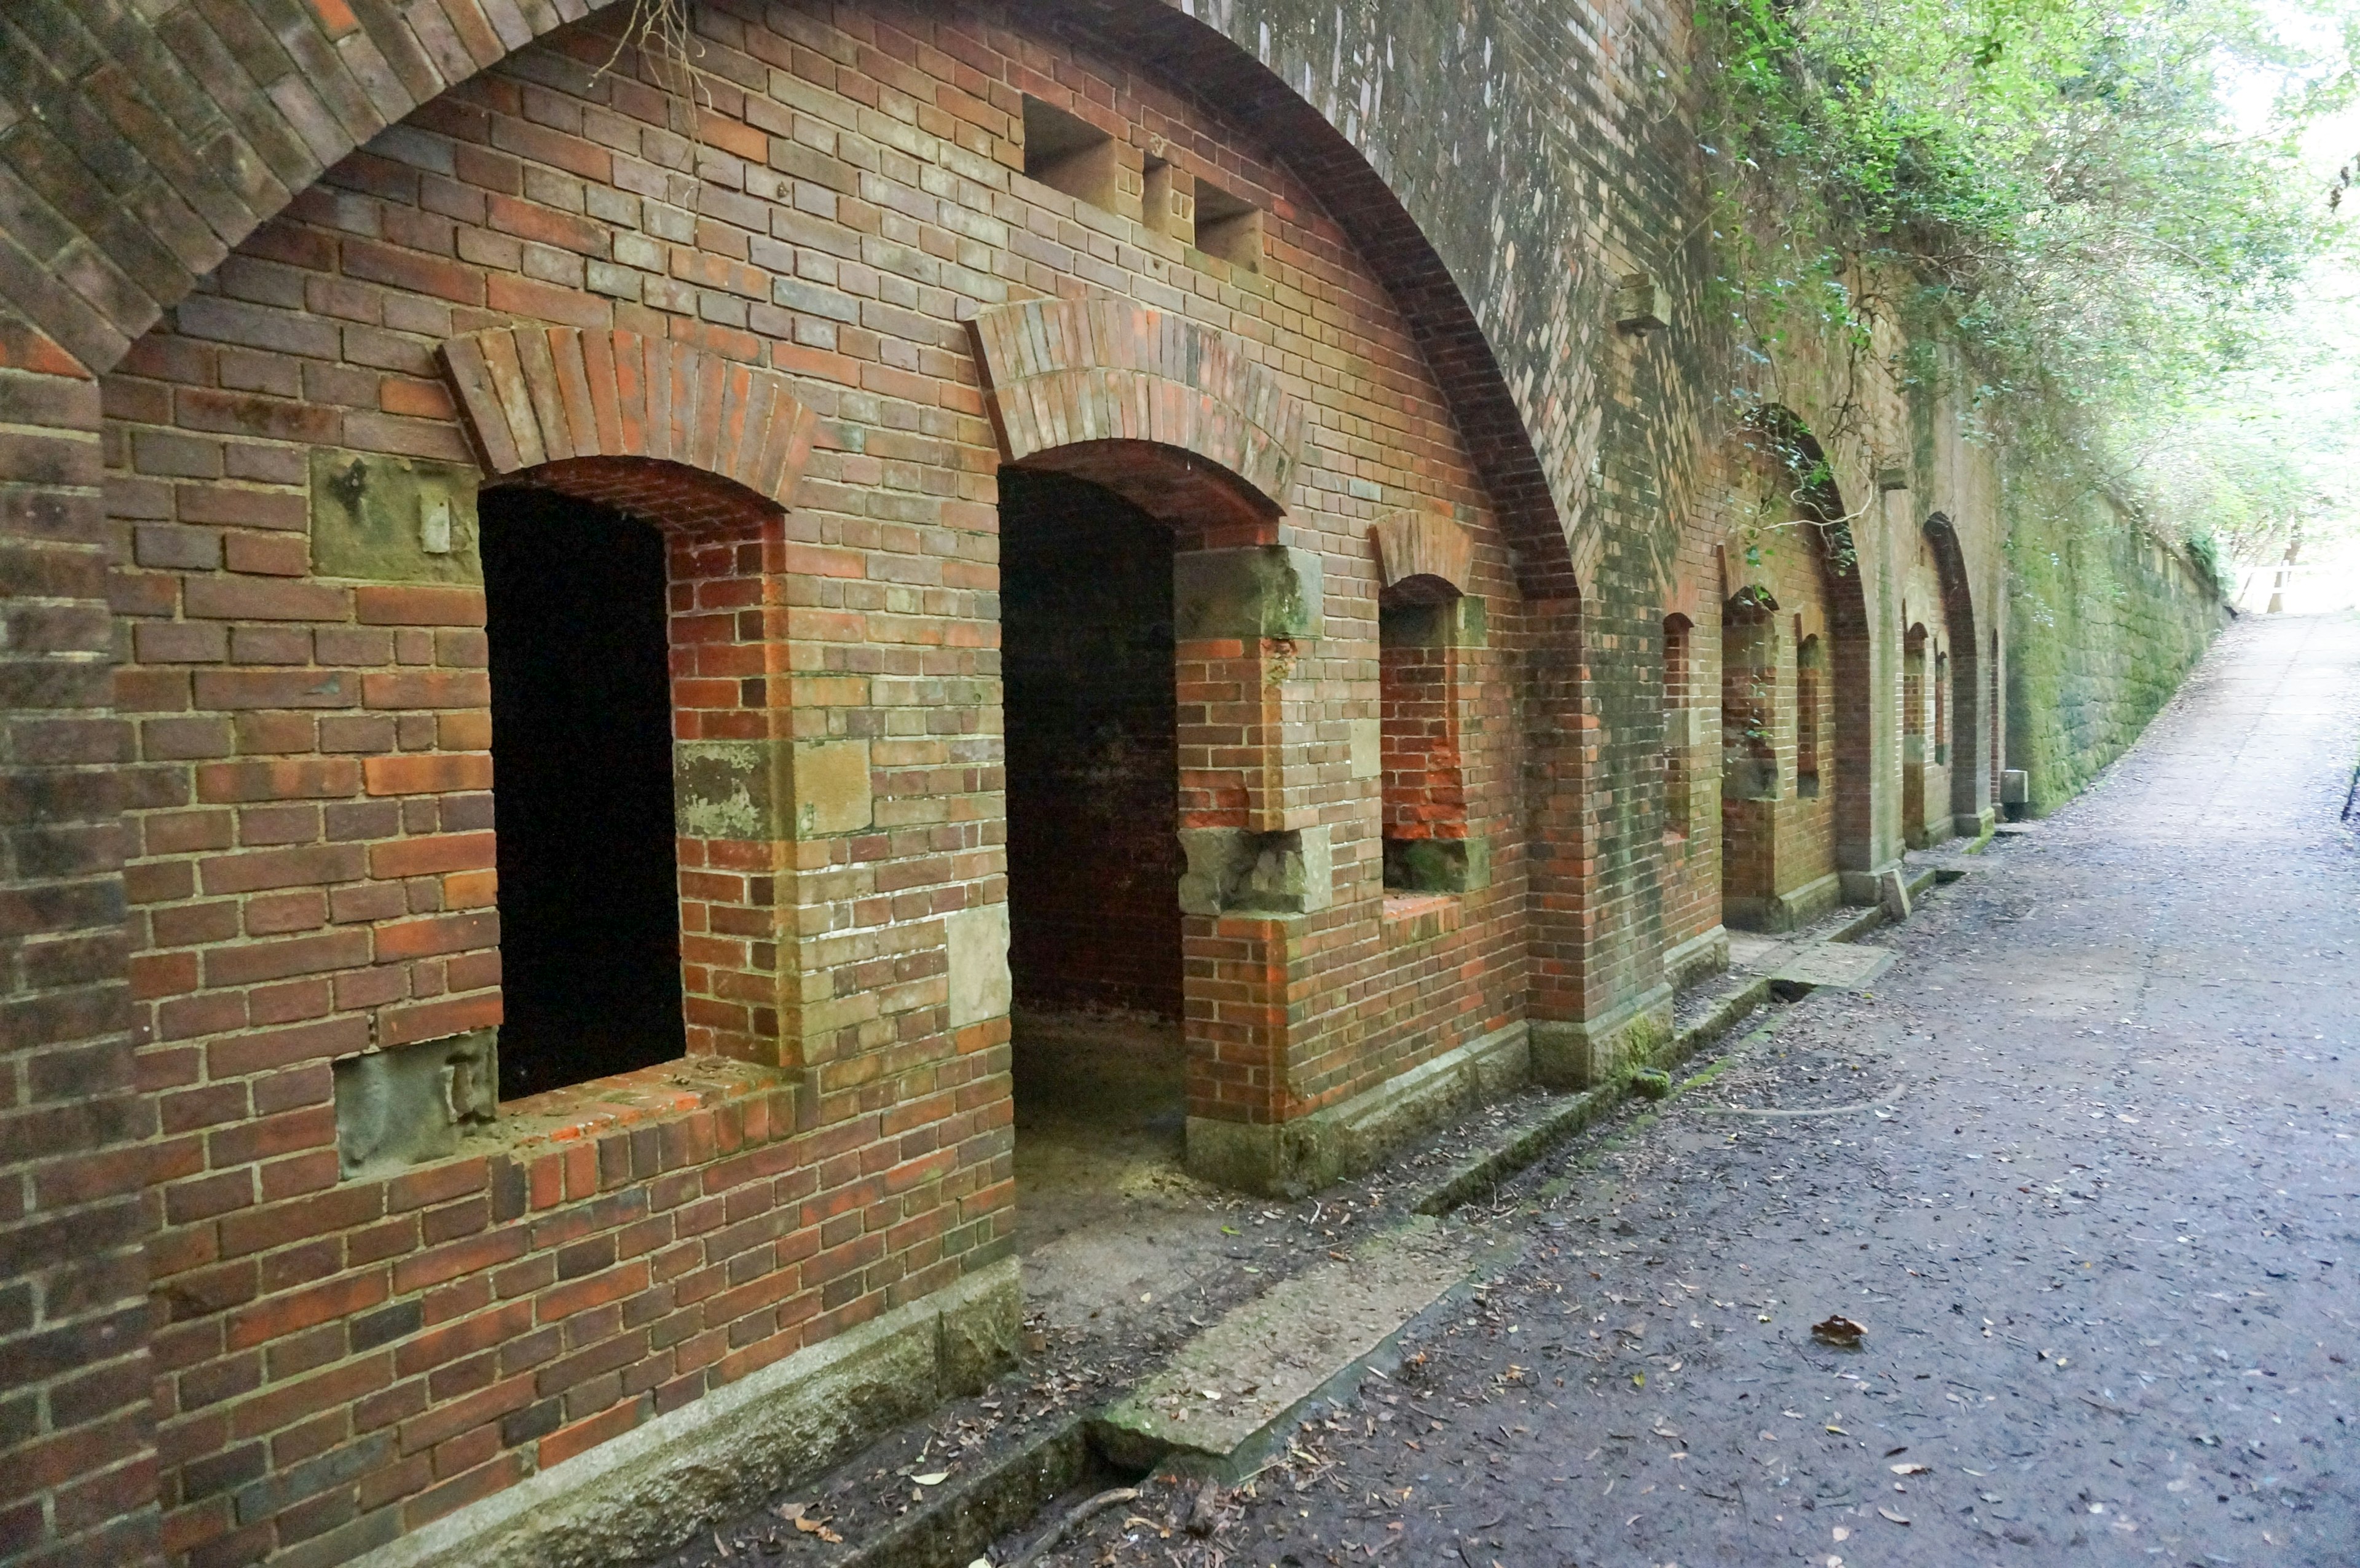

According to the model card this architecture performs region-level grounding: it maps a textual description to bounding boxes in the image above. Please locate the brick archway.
[441,326,816,504]
[437,326,821,1070]
[1372,509,1476,597]
[0,6,1562,1560]
[970,295,1308,532]
[1922,513,1984,833]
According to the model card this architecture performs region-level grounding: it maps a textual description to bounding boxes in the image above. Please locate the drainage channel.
[654,976,1809,1568]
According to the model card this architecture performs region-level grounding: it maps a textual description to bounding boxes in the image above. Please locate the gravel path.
[1063,611,2360,1568]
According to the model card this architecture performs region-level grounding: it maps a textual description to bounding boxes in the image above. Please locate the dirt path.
[1063,612,2360,1567]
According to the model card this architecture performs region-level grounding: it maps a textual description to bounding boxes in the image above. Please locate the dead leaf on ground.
[1879,1505,1911,1524]
[777,1503,844,1545]
[1811,1314,1866,1347]
[1889,1462,1932,1475]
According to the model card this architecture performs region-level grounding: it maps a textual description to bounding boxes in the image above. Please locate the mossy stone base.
[1528,984,1674,1091]
[349,1259,1020,1568]
[1184,1022,1526,1198]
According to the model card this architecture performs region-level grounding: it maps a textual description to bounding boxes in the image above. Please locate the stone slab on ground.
[1765,941,1895,994]
[1726,931,1800,973]
[1098,1217,1476,1472]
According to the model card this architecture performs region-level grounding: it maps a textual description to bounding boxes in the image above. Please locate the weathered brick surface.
[0,2,2217,1566]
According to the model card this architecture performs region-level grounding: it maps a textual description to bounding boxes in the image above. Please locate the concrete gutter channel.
[728,853,1982,1568]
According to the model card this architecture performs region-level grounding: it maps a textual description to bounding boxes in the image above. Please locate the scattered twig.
[1009,1486,1141,1568]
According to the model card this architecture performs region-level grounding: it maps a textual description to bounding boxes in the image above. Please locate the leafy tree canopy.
[1696,0,2359,568]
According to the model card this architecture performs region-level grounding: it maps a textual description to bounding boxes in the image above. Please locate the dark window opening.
[1796,633,1823,798]
[1662,615,1692,836]
[1721,592,1779,804]
[1933,649,1950,765]
[482,487,684,1100]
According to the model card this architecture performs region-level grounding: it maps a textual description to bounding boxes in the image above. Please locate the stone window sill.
[1382,892,1463,944]
[495,1054,786,1151]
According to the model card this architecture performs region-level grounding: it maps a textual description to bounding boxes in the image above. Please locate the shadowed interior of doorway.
[998,467,1233,1331]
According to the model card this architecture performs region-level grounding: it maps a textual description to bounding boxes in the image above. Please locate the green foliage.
[1693,0,2357,560]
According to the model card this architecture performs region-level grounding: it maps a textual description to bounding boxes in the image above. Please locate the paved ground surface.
[1052,613,2360,1567]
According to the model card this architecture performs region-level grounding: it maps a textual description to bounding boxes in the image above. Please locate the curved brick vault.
[0,6,1575,1565]
[970,296,1308,531]
[440,325,818,507]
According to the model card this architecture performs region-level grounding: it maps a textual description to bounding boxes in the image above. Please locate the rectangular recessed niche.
[1022,96,1119,210]
[1193,180,1263,271]
[1143,158,1195,246]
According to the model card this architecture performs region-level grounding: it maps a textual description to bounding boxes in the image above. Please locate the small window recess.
[1662,614,1691,839]
[1192,179,1264,272]
[1143,157,1196,247]
[1021,95,1119,210]
[1795,633,1823,799]
[1933,649,1950,765]
[1379,587,1470,894]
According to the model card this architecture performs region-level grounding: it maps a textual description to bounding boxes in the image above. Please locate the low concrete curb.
[1412,975,1771,1217]
[347,1260,1021,1568]
[836,1417,1098,1568]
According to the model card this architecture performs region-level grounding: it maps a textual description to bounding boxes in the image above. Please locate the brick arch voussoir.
[441,325,817,509]
[969,295,1307,530]
[1371,509,1474,599]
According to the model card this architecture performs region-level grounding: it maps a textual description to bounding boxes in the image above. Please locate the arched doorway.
[1717,410,1871,930]
[998,465,1191,1233]
[1922,514,1987,840]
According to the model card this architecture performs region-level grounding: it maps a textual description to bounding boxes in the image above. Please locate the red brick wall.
[90,2,1524,1559]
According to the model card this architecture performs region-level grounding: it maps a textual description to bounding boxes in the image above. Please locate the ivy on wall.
[1691,0,2353,559]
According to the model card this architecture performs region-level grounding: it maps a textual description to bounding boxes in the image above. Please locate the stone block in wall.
[673,739,873,841]
[945,905,1012,1028]
[311,449,481,583]
[1348,717,1381,779]
[334,1030,498,1180]
[1177,825,1332,915]
[1173,546,1323,641]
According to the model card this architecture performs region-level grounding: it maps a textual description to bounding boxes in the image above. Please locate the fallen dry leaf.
[1879,1506,1911,1524]
[1890,1462,1932,1475]
[1811,1315,1867,1347]
[913,1472,950,1486]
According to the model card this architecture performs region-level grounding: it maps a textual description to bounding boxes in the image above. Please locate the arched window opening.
[1662,615,1693,839]
[1933,648,1950,765]
[1720,587,1782,913]
[1381,576,1469,891]
[1902,623,1930,834]
[1721,589,1779,804]
[482,488,685,1100]
[1795,634,1823,799]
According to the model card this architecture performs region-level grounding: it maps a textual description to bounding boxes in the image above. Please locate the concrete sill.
[497,1054,788,1150]
[1381,892,1461,944]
